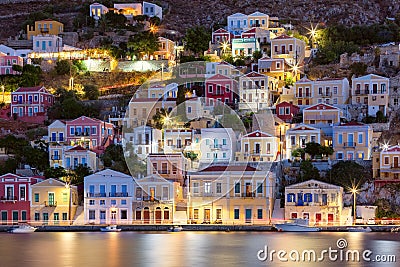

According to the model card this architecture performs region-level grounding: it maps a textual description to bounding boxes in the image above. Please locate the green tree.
[252,50,263,61]
[152,108,169,129]
[44,166,67,178]
[349,62,367,77]
[324,161,371,187]
[127,31,159,60]
[70,164,93,185]
[83,84,99,100]
[291,148,305,160]
[298,160,320,181]
[184,26,211,56]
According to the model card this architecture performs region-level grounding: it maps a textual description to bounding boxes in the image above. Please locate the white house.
[143,1,162,20]
[199,128,237,163]
[32,35,63,53]
[285,124,322,159]
[0,44,31,62]
[231,38,260,58]
[238,71,270,111]
[89,3,109,20]
[84,169,134,224]
[227,13,248,35]
[124,125,162,160]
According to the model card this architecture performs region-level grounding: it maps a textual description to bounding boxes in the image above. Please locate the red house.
[211,28,234,44]
[0,173,43,224]
[205,74,238,107]
[276,101,300,123]
[11,85,54,124]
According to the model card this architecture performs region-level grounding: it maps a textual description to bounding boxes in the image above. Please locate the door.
[255,143,260,154]
[143,208,150,224]
[12,211,18,223]
[315,213,322,224]
[245,182,252,197]
[59,132,64,142]
[328,214,334,225]
[204,209,210,223]
[51,132,57,142]
[155,208,162,224]
[164,208,169,221]
[348,133,354,147]
[245,209,252,223]
[394,157,399,168]
[135,210,141,222]
[21,211,27,221]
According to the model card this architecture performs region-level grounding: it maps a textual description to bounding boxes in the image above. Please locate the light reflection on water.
[0,232,399,267]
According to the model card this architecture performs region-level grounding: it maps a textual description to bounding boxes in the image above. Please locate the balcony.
[158,170,170,174]
[241,192,255,198]
[343,142,356,148]
[51,155,61,161]
[86,193,107,197]
[49,138,64,143]
[142,196,160,202]
[295,93,312,98]
[109,192,129,197]
[354,90,369,95]
[75,132,90,137]
[212,91,224,96]
[1,195,17,201]
[44,201,57,207]
[320,92,332,97]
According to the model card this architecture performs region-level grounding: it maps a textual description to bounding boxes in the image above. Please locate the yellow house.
[235,130,279,162]
[132,175,182,224]
[285,124,322,159]
[127,98,176,128]
[27,19,64,40]
[285,179,345,225]
[188,164,275,225]
[303,103,342,125]
[30,178,78,225]
[332,121,373,160]
[154,37,175,61]
[270,34,305,66]
[247,11,269,29]
[373,145,400,186]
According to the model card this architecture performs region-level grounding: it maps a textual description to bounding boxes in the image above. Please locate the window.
[222,139,227,145]
[304,193,312,202]
[121,199,127,205]
[279,107,284,115]
[257,183,263,194]
[193,209,199,219]
[34,193,39,202]
[234,182,240,194]
[358,133,363,144]
[187,106,192,113]
[234,208,239,219]
[63,192,68,202]
[100,200,105,205]
[89,200,95,205]
[20,186,26,200]
[216,209,222,220]
[193,182,199,193]
[111,199,116,205]
[70,127,75,135]
[121,210,127,220]
[204,182,211,194]
[384,157,389,165]
[331,193,336,203]
[290,136,296,146]
[257,209,263,219]
[287,193,295,202]
[89,210,95,220]
[337,152,343,160]
[35,213,40,221]
[208,85,213,93]
[289,44,293,51]
[62,213,67,220]
[216,183,222,194]
[338,134,343,144]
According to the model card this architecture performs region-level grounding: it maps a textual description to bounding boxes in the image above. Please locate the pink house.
[65,116,114,154]
[11,85,54,124]
[205,74,238,107]
[0,173,43,224]
[0,52,23,75]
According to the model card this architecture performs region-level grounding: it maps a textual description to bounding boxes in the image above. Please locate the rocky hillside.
[162,0,400,31]
[1,0,399,41]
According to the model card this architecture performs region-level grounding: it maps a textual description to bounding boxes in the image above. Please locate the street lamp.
[351,187,358,225]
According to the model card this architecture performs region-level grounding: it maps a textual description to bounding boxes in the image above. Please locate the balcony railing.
[142,196,160,202]
[75,132,90,136]
[1,195,17,201]
[158,170,170,174]
[343,142,356,148]
[295,93,312,98]
[319,92,332,97]
[212,91,224,96]
[391,164,400,170]
[354,90,369,95]
[51,155,61,161]
[86,193,107,197]
[241,192,255,198]
[49,138,65,142]
[109,192,129,197]
[44,201,57,207]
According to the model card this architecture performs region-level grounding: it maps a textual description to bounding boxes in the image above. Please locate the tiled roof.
[14,86,45,93]
[244,71,265,78]
[206,74,232,81]
[386,146,400,152]
[200,165,257,172]
[213,28,229,33]
[305,103,339,111]
[66,145,87,152]
[243,130,273,138]
[273,34,293,40]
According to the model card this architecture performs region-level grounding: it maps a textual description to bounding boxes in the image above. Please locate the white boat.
[274,219,321,232]
[168,226,183,232]
[100,225,121,232]
[8,224,37,233]
[347,226,372,232]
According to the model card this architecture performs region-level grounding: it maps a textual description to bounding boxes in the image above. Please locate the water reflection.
[0,232,399,267]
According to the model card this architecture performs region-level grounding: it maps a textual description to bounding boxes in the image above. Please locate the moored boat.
[8,224,37,233]
[100,225,121,232]
[347,226,372,232]
[274,219,321,232]
[168,226,183,232]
